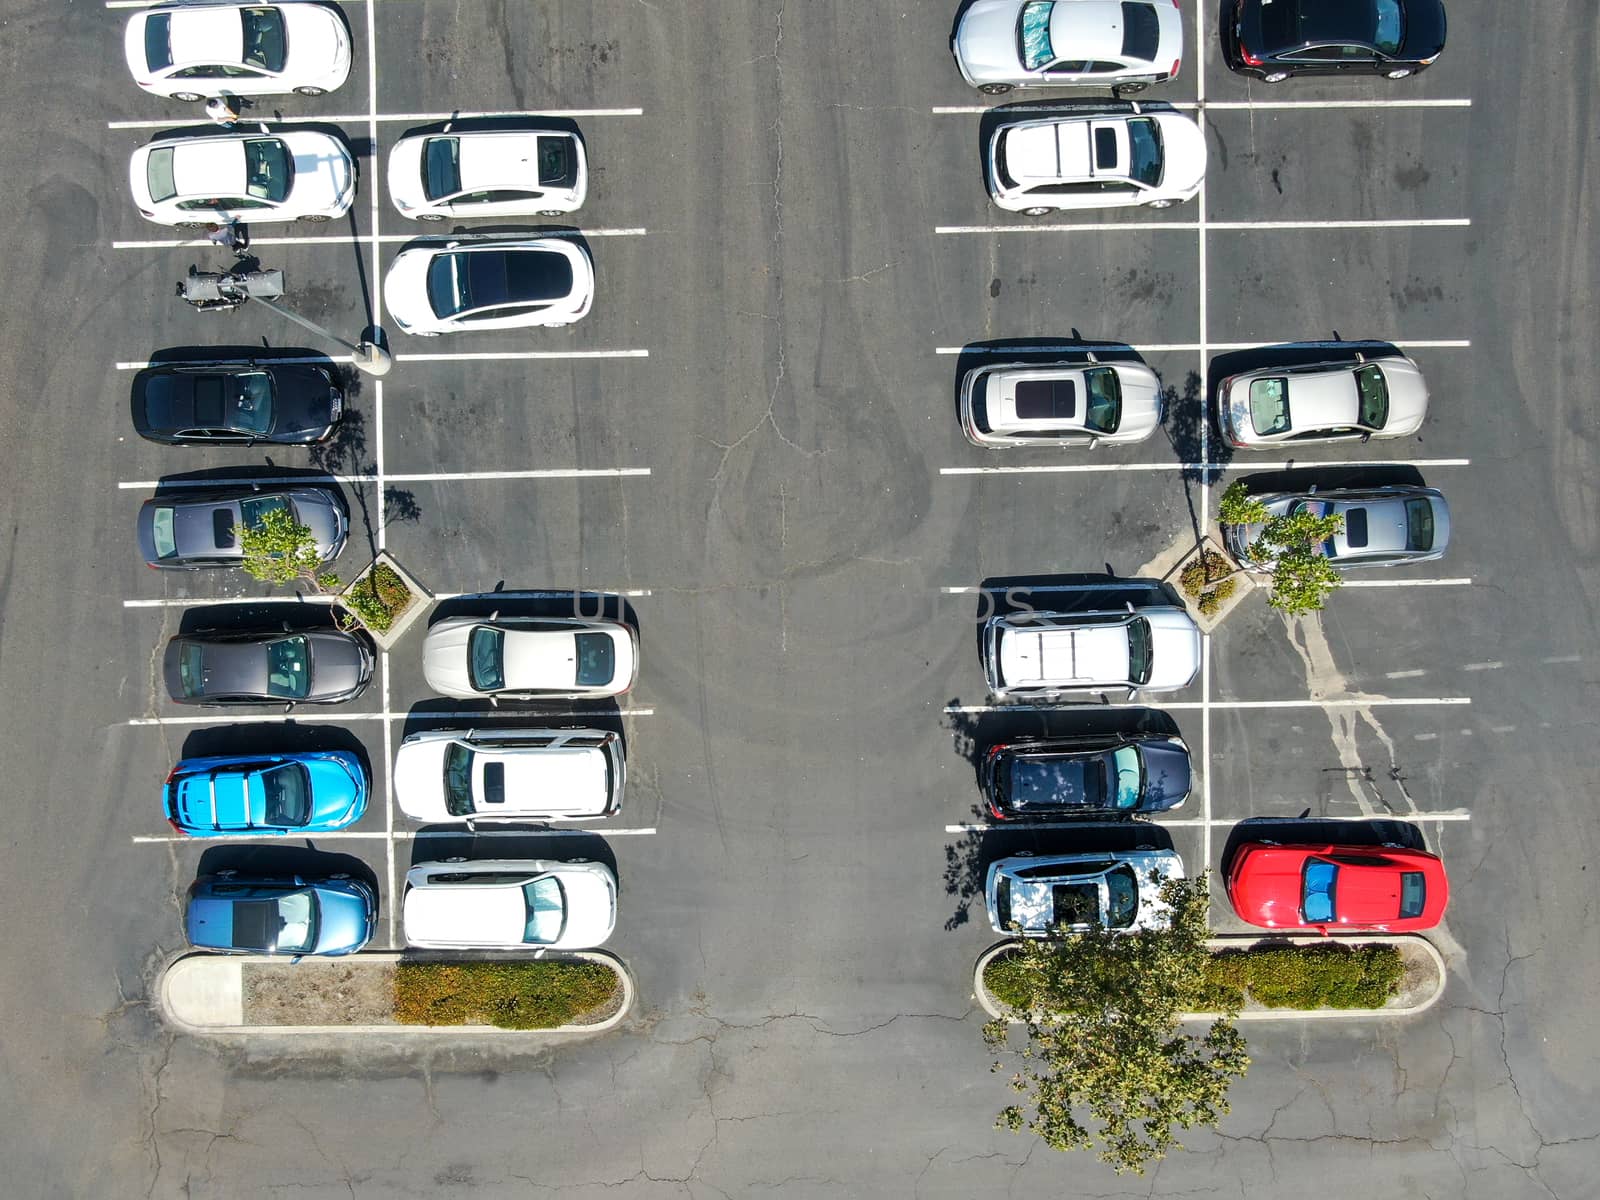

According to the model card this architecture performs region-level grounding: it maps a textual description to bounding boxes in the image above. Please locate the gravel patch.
[243,961,398,1026]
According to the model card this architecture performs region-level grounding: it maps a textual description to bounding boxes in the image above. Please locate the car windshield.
[145,14,173,70]
[231,371,274,433]
[468,626,505,691]
[1354,363,1388,428]
[1399,870,1426,919]
[1302,858,1338,923]
[1104,865,1140,929]
[1110,746,1143,809]
[423,137,461,200]
[260,762,312,826]
[1127,617,1153,684]
[239,494,289,530]
[1125,117,1163,187]
[177,643,205,697]
[240,7,287,72]
[1083,367,1122,433]
[1249,377,1291,435]
[538,137,577,187]
[151,506,178,559]
[243,139,292,203]
[1018,0,1054,70]
[146,147,177,203]
[442,742,475,816]
[1120,1,1160,60]
[266,635,310,698]
[523,876,566,943]
[574,632,616,687]
[1372,0,1403,55]
[1405,498,1435,551]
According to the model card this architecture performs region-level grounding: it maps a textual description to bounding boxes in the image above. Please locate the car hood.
[393,737,452,821]
[385,135,429,212]
[1401,0,1447,60]
[383,247,439,331]
[281,3,352,78]
[1228,845,1305,926]
[302,753,367,826]
[304,631,370,700]
[555,868,616,949]
[1379,357,1429,435]
[955,0,1023,82]
[1115,365,1163,439]
[269,365,342,437]
[1136,740,1190,810]
[280,130,356,212]
[311,884,374,954]
[1143,609,1201,690]
[1154,112,1207,193]
[421,618,477,694]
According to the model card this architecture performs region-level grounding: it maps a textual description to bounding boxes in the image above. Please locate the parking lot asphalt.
[2,0,1598,1196]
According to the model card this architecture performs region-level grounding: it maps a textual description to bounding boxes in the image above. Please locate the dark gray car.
[164,626,373,706]
[136,487,346,570]
[982,733,1191,820]
[131,361,343,445]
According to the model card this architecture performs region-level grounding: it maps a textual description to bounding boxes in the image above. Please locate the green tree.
[1217,481,1344,616]
[238,504,343,593]
[983,873,1249,1174]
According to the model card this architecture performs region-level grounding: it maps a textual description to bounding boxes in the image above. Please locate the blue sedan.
[163,751,367,836]
[186,873,376,956]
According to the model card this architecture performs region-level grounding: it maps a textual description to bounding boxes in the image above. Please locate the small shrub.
[394,961,618,1029]
[344,563,413,633]
[983,950,1043,1011]
[1196,579,1237,616]
[1203,944,1404,1010]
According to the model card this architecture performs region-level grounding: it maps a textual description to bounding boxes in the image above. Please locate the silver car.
[983,605,1201,698]
[136,487,346,571]
[960,356,1163,447]
[1222,486,1451,571]
[954,0,1184,94]
[422,614,639,701]
[1217,351,1429,449]
[985,850,1183,935]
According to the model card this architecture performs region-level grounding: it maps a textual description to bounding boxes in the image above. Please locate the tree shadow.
[1161,369,1216,549]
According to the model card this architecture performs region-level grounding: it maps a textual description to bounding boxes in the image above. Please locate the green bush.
[344,563,413,633]
[1196,579,1237,616]
[394,961,619,1029]
[986,942,1404,1014]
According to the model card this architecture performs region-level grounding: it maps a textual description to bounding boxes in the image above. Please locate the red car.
[1226,842,1449,933]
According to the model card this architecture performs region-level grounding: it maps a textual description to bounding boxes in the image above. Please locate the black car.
[1223,0,1446,82]
[131,361,343,445]
[982,734,1191,821]
[164,626,374,706]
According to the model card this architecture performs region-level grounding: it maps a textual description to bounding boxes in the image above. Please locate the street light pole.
[247,294,393,377]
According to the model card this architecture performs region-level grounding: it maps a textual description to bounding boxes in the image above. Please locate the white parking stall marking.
[118,467,650,489]
[132,826,660,846]
[127,713,388,727]
[394,349,650,363]
[1341,578,1474,588]
[930,99,1471,115]
[936,217,1467,235]
[945,811,1471,833]
[935,340,1471,355]
[107,108,644,130]
[1386,669,1428,679]
[112,229,649,251]
[132,831,391,843]
[125,706,657,727]
[944,697,1470,714]
[382,650,397,943]
[400,828,659,839]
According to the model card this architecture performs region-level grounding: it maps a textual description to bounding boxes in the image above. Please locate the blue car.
[163,751,367,837]
[186,873,377,956]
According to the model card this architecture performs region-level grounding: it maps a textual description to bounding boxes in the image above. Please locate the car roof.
[1325,496,1415,556]
[404,880,537,945]
[1284,369,1360,428]
[501,629,580,689]
[167,7,245,66]
[170,139,249,196]
[186,637,274,695]
[455,132,551,191]
[470,744,609,812]
[1050,1,1137,60]
[1003,116,1128,185]
[1001,622,1129,686]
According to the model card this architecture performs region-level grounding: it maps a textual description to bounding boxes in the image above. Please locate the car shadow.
[175,601,355,638]
[178,722,372,770]
[402,831,619,883]
[399,698,625,738]
[428,588,641,635]
[193,845,380,893]
[397,114,583,142]
[1226,464,1428,496]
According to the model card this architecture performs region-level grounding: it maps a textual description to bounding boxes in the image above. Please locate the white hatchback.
[954,0,1183,94]
[402,859,617,951]
[388,127,588,220]
[983,605,1200,698]
[394,728,624,825]
[986,105,1206,214]
[129,129,355,225]
[124,1,352,101]
[384,239,595,335]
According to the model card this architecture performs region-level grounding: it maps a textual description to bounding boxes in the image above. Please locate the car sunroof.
[1015,379,1076,420]
[1344,508,1369,548]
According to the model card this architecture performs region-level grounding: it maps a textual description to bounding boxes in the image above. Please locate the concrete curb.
[973,933,1447,1023]
[160,949,635,1036]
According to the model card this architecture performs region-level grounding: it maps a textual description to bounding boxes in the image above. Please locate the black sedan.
[164,626,374,706]
[1223,0,1446,82]
[131,361,343,445]
[982,734,1191,821]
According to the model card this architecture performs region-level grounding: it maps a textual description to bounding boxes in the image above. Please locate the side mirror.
[289,954,304,965]
[1124,600,1136,613]
[258,122,271,136]
[489,610,499,621]
[1087,436,1100,450]
[1308,484,1319,494]
[1360,432,1371,444]
[1354,351,1365,363]
[283,701,294,713]
[443,121,454,133]
[1085,350,1098,363]
[489,695,500,708]
[282,620,292,632]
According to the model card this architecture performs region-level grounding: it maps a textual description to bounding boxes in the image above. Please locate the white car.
[129,129,355,225]
[986,850,1183,935]
[124,1,352,101]
[1217,351,1430,448]
[402,859,617,951]
[387,127,587,220]
[986,105,1206,214]
[383,239,595,334]
[422,614,638,701]
[394,728,624,824]
[954,0,1183,94]
[960,355,1163,447]
[983,605,1200,698]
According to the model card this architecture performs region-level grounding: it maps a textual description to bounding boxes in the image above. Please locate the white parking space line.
[107,109,644,130]
[937,220,1199,234]
[1340,578,1474,588]
[1209,218,1470,231]
[406,709,657,720]
[1386,669,1428,679]
[945,811,1471,833]
[118,466,650,489]
[944,697,1469,714]
[1462,661,1503,671]
[394,349,649,363]
[431,589,652,599]
[930,99,1470,115]
[1222,457,1470,470]
[112,230,648,251]
[130,826,660,847]
[940,462,1192,476]
[936,218,1467,235]
[935,340,1471,355]
[123,596,340,608]
[382,650,397,943]
[400,828,659,839]
[116,355,356,370]
[1202,633,1212,871]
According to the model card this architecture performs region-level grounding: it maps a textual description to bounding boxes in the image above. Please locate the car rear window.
[1120,2,1160,61]
[1404,498,1435,551]
[1014,378,1075,421]
[1354,363,1388,428]
[423,137,461,200]
[1019,1,1055,71]
[538,137,577,188]
[151,506,178,559]
[147,147,178,203]
[145,13,172,70]
[1399,870,1426,919]
[1249,378,1290,436]
[178,642,204,696]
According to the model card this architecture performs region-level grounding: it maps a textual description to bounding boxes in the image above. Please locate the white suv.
[402,859,617,951]
[394,728,624,825]
[983,605,1200,698]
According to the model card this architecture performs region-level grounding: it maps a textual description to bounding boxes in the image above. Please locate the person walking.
[204,95,239,126]
[204,221,250,255]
